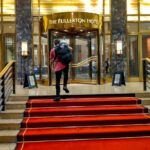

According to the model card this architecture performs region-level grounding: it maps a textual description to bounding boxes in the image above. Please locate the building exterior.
[0,0,150,86]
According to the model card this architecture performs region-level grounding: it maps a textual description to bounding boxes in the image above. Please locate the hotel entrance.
[49,29,100,85]
[33,12,102,85]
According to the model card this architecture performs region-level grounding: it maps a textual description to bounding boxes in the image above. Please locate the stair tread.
[0,119,22,124]
[7,101,27,104]
[24,104,147,117]
[19,124,150,136]
[146,105,150,108]
[1,110,24,113]
[16,137,150,150]
[21,113,150,128]
[27,97,140,107]
[141,98,150,100]
[0,130,19,136]
[26,105,145,110]
[25,105,146,113]
[0,143,16,150]
[23,113,150,123]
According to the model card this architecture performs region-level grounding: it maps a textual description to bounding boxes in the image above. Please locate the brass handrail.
[143,57,150,63]
[0,60,16,78]
[0,60,16,111]
[72,56,97,68]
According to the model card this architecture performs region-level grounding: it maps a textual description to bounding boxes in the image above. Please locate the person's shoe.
[53,96,60,102]
[63,87,69,93]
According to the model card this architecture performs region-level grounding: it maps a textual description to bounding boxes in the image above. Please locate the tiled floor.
[13,82,150,96]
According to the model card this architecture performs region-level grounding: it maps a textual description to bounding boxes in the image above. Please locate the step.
[0,110,25,119]
[145,105,150,113]
[18,124,150,141]
[6,101,26,110]
[0,130,19,143]
[0,119,22,130]
[27,97,141,108]
[136,93,150,98]
[25,105,148,117]
[21,114,150,128]
[16,137,150,150]
[0,143,16,150]
[8,96,28,102]
[141,98,150,105]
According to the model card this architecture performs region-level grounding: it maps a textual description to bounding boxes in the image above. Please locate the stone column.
[16,0,32,84]
[111,0,127,76]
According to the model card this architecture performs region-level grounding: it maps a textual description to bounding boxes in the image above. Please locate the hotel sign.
[42,12,102,32]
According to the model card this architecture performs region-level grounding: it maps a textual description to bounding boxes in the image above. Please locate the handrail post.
[13,62,16,94]
[143,60,147,91]
[1,76,5,111]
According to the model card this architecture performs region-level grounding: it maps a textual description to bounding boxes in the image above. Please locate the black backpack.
[55,43,72,64]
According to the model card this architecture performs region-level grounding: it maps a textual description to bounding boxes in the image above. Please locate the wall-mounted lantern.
[21,41,28,56]
[116,40,123,55]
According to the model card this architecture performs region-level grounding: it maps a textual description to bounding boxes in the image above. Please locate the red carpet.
[16,95,150,150]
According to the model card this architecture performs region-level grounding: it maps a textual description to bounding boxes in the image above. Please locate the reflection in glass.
[104,35,111,77]
[104,0,110,15]
[127,23,138,33]
[33,21,39,34]
[142,35,150,58]
[127,16,138,21]
[3,0,15,15]
[104,22,111,33]
[3,23,15,33]
[127,0,138,14]
[129,36,139,77]
[41,36,48,79]
[33,35,40,80]
[140,0,150,14]
[3,16,15,21]
[140,16,150,21]
[4,36,15,64]
[140,22,150,32]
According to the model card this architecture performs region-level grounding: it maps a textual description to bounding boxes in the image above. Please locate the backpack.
[55,43,72,64]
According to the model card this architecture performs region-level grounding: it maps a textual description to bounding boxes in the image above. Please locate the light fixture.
[116,40,123,55]
[21,41,28,56]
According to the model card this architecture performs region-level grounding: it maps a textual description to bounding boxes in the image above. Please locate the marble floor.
[13,82,150,97]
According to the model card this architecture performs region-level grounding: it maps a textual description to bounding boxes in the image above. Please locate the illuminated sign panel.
[43,12,102,31]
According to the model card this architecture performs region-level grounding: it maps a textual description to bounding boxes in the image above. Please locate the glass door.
[72,32,97,83]
[128,35,139,81]
[33,35,48,84]
[140,34,150,80]
[50,30,99,85]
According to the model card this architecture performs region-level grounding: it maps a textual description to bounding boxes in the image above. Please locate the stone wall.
[111,0,127,77]
[16,0,32,84]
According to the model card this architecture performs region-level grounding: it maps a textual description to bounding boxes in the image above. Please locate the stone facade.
[111,0,127,77]
[16,0,32,84]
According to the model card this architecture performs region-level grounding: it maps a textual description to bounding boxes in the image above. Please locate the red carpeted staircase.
[16,95,150,150]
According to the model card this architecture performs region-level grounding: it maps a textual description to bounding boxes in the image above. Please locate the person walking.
[50,39,71,102]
